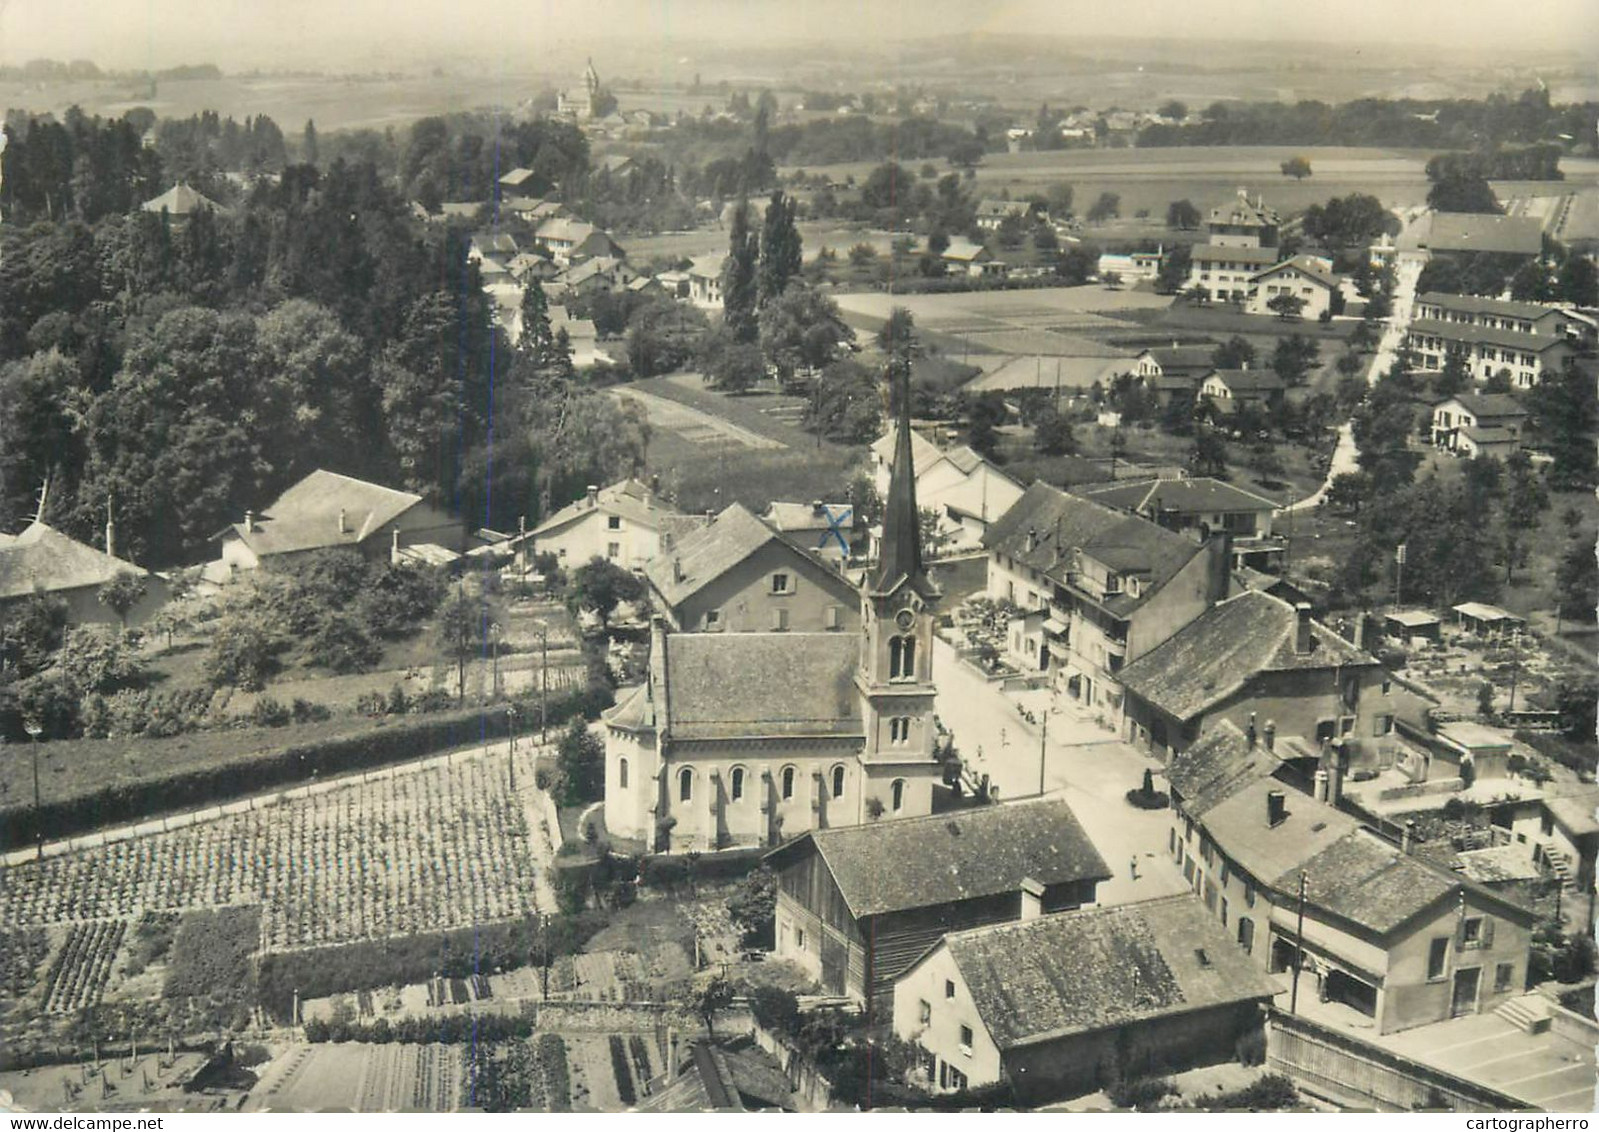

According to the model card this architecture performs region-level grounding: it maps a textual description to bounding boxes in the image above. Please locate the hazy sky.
[1,0,1595,70]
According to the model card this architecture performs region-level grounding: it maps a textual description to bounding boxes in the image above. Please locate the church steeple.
[875,359,931,597]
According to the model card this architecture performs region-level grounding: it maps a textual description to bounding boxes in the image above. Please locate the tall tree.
[518,279,554,364]
[1499,449,1549,583]
[721,196,759,343]
[756,190,803,306]
[302,119,319,165]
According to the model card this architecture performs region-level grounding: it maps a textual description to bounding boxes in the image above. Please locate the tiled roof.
[535,217,599,244]
[1080,476,1279,517]
[1294,830,1462,936]
[1167,720,1286,816]
[1138,346,1217,373]
[660,631,861,740]
[1190,244,1279,265]
[977,198,1031,219]
[1198,777,1360,889]
[982,482,1207,618]
[141,183,224,215]
[644,503,845,607]
[968,355,1130,393]
[762,501,853,533]
[528,479,679,540]
[870,427,946,477]
[1416,292,1569,321]
[498,167,536,187]
[1118,590,1377,723]
[1208,193,1279,228]
[941,237,991,263]
[1204,368,1285,393]
[1420,212,1543,257]
[1460,425,1517,444]
[775,797,1110,919]
[1436,393,1529,420]
[1410,318,1569,354]
[943,894,1279,1050]
[687,254,727,280]
[223,470,426,557]
[1251,254,1338,289]
[0,522,151,601]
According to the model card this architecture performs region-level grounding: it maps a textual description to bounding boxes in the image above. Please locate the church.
[601,372,946,852]
[558,59,603,120]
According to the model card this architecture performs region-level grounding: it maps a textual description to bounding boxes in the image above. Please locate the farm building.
[0,521,169,627]
[643,502,859,634]
[767,797,1109,1016]
[1077,477,1286,572]
[1429,393,1529,459]
[869,428,1023,551]
[940,238,1007,278]
[603,372,949,849]
[212,470,463,576]
[1166,722,1539,1035]
[892,894,1277,1102]
[1409,212,1544,259]
[967,354,1130,396]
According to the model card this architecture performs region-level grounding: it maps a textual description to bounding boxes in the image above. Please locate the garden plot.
[610,387,786,453]
[249,1042,461,1112]
[0,747,551,949]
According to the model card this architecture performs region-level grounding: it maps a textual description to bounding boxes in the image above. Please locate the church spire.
[875,356,924,593]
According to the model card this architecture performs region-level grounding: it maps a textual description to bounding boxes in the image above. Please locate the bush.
[1110,1076,1176,1110]
[304,614,382,674]
[749,985,802,1037]
[1203,1074,1299,1111]
[250,697,292,728]
[1235,1027,1266,1067]
[202,616,286,691]
[1126,786,1169,810]
[164,907,260,1031]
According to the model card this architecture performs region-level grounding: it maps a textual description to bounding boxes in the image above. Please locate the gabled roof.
[141,183,224,216]
[1167,720,1287,816]
[1137,345,1217,373]
[638,1042,796,1113]
[1079,476,1279,518]
[535,217,601,244]
[0,522,151,601]
[977,198,1031,219]
[870,427,944,477]
[1434,393,1529,420]
[687,254,727,280]
[981,482,1208,618]
[1419,212,1543,257]
[1410,318,1570,354]
[657,631,861,740]
[768,798,1109,919]
[528,479,678,541]
[1190,244,1278,266]
[559,255,629,286]
[1251,254,1338,289]
[1416,292,1569,321]
[762,501,853,532]
[644,503,848,608]
[1119,590,1377,724]
[941,237,992,263]
[498,167,537,188]
[221,470,427,557]
[940,895,1279,1051]
[1203,368,1285,393]
[1208,191,1279,229]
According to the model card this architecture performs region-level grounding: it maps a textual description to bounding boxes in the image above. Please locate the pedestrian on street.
[1129,857,1139,881]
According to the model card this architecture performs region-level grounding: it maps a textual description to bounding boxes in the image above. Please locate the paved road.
[931,637,1188,907]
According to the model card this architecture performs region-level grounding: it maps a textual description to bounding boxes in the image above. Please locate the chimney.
[104,497,116,561]
[1019,876,1044,922]
[338,507,348,535]
[1401,820,1416,854]
[1205,532,1231,606]
[391,529,400,563]
[1327,741,1345,805]
[244,509,255,533]
[672,557,683,584]
[1263,719,1276,752]
[1240,360,1249,371]
[650,473,661,497]
[812,499,826,516]
[1246,712,1257,749]
[668,1028,679,1078]
[586,484,599,507]
[1266,789,1287,828]
[1294,603,1314,655]
[1314,768,1329,803]
[1026,526,1039,552]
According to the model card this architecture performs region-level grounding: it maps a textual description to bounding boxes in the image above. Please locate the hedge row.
[0,685,613,852]
[257,911,609,1021]
[304,1010,536,1045]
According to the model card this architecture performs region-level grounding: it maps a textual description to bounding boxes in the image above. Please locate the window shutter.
[1482,918,1495,950]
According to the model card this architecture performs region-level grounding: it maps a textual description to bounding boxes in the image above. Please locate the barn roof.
[0,522,151,601]
[220,470,426,557]
[1079,477,1280,517]
[1166,720,1287,816]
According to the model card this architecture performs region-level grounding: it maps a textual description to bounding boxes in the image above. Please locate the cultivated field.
[248,1042,463,1112]
[0,744,553,949]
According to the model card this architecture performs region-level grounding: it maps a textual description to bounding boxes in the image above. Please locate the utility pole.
[541,912,550,1000]
[1289,871,1308,1014]
[1507,628,1522,715]
[24,716,43,861]
[538,622,550,743]
[1394,543,1406,608]
[1036,712,1049,797]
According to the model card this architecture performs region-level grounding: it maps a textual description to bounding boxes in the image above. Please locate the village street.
[931,636,1188,908]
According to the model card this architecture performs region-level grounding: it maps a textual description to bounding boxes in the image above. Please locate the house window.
[891,779,906,812]
[945,979,956,1000]
[679,767,693,803]
[705,609,722,630]
[890,717,911,745]
[781,766,796,801]
[1182,857,1195,882]
[1220,860,1230,887]
[1374,714,1394,737]
[1495,963,1514,993]
[1244,880,1256,908]
[825,605,842,630]
[1238,918,1254,954]
[730,766,745,801]
[771,572,791,594]
[796,927,806,951]
[889,635,917,680]
[919,999,931,1026]
[1462,917,1483,948]
[1428,937,1450,981]
[607,515,621,530]
[606,541,621,559]
[1168,827,1176,855]
[618,757,628,789]
[831,765,846,799]
[959,1025,974,1056]
[1220,897,1229,927]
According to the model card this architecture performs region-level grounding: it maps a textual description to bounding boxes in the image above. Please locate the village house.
[1406,319,1575,389]
[869,428,1023,552]
[1199,367,1286,417]
[497,167,537,195]
[760,501,858,564]
[1410,211,1544,261]
[1118,590,1430,760]
[514,479,694,573]
[1429,393,1529,459]
[940,238,1008,278]
[643,503,859,634]
[1185,189,1282,299]
[1133,345,1217,405]
[685,255,727,308]
[1096,249,1163,284]
[1412,292,1593,343]
[892,894,1277,1102]
[1078,477,1286,573]
[1166,723,1538,1034]
[767,797,1109,1016]
[982,481,1228,713]
[975,199,1036,231]
[554,255,635,298]
[1245,255,1341,320]
[213,470,462,576]
[0,521,169,627]
[533,217,625,266]
[141,183,226,222]
[602,373,949,851]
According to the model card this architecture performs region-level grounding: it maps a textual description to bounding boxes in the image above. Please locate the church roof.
[874,362,936,600]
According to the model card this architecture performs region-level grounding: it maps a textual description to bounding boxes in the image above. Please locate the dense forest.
[0,110,647,568]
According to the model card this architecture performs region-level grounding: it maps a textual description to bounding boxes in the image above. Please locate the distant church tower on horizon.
[558,57,602,120]
[599,361,946,852]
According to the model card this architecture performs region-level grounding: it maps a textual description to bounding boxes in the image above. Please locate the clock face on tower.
[894,608,916,631]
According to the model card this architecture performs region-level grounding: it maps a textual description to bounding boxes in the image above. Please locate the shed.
[1383,609,1442,644]
[1451,602,1526,638]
